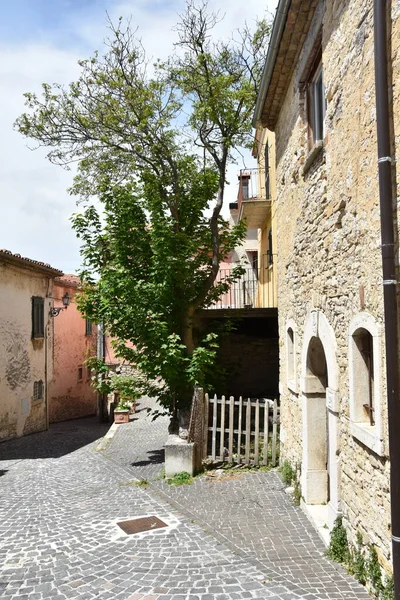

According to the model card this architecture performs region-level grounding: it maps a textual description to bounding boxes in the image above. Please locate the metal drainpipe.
[374,0,400,594]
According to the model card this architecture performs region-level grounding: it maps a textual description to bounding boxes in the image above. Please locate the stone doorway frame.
[300,310,341,528]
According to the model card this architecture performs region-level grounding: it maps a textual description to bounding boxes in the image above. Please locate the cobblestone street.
[0,400,370,600]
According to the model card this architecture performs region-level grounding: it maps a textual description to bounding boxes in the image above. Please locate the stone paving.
[103,397,371,600]
[0,416,301,600]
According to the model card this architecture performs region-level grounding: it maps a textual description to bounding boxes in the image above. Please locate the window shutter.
[32,297,45,338]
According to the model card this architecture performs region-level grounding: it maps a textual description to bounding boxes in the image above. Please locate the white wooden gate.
[203,395,279,467]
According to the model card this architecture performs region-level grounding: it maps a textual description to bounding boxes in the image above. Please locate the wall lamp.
[50,292,71,317]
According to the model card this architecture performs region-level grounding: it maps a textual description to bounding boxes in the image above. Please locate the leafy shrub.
[327,517,350,564]
[280,460,295,485]
[167,471,193,486]
[367,545,383,597]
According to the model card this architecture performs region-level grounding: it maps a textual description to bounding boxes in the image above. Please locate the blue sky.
[0,0,277,273]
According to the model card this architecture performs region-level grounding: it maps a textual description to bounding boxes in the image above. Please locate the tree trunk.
[181,308,195,356]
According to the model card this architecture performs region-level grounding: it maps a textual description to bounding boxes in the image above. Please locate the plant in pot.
[113,398,133,423]
[111,375,141,423]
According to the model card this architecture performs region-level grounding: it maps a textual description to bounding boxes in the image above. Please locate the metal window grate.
[33,380,43,401]
[117,516,167,535]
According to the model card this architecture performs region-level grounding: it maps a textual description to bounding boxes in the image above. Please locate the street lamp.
[50,292,71,317]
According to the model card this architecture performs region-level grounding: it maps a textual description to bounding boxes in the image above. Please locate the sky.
[0,0,277,274]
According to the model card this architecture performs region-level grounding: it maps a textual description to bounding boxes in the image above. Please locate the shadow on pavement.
[131,448,165,468]
[0,417,110,461]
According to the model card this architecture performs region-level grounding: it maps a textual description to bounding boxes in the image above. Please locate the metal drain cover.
[117,516,168,535]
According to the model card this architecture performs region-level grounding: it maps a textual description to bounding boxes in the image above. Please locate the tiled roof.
[0,249,63,276]
[55,274,81,287]
[254,0,319,130]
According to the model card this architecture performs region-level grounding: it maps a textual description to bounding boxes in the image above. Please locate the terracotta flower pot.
[114,410,130,424]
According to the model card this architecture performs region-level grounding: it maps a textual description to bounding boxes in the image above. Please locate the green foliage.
[166,471,193,486]
[134,479,149,488]
[327,517,350,564]
[367,545,384,597]
[279,460,295,485]
[293,478,302,506]
[327,526,393,599]
[15,3,271,414]
[348,531,367,585]
[114,399,132,411]
[382,575,395,600]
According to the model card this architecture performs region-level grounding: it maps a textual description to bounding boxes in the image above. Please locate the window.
[32,297,44,339]
[242,178,249,200]
[286,321,297,393]
[353,329,374,425]
[267,229,273,266]
[307,56,325,149]
[33,380,43,401]
[85,318,92,336]
[349,314,384,455]
[78,366,83,381]
[264,143,270,199]
[247,250,258,272]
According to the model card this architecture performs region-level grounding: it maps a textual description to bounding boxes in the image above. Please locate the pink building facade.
[49,275,98,422]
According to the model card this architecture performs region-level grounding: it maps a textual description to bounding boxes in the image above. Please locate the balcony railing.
[208,265,276,309]
[237,168,270,216]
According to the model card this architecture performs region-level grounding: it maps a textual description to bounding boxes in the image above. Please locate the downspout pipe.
[374,1,400,595]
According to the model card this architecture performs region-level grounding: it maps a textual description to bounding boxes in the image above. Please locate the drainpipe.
[374,1,400,594]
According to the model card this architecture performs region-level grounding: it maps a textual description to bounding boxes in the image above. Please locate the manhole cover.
[117,516,168,535]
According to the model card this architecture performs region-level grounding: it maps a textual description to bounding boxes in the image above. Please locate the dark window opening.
[32,296,45,339]
[78,366,83,381]
[353,328,375,426]
[85,318,92,336]
[33,380,43,401]
[267,229,273,266]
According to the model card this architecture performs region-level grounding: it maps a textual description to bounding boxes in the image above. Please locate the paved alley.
[0,403,370,600]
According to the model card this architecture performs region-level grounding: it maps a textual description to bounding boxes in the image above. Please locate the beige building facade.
[0,250,62,440]
[254,0,400,570]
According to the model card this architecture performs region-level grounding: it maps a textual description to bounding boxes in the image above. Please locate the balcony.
[237,168,271,229]
[208,265,276,310]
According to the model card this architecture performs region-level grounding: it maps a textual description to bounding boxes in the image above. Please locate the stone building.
[0,249,62,440]
[253,0,400,570]
[49,275,98,422]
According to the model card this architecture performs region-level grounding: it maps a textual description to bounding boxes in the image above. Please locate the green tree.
[15,1,270,419]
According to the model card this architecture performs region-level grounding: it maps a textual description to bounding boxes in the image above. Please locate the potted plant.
[113,399,132,423]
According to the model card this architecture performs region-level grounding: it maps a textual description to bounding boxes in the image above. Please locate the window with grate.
[32,296,44,338]
[78,366,83,381]
[85,318,92,336]
[33,380,43,401]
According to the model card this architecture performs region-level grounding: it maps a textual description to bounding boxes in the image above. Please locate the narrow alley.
[0,399,370,600]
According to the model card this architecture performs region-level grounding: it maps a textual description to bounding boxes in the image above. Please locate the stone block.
[165,435,195,478]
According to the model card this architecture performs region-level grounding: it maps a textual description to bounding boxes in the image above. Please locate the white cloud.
[0,0,278,273]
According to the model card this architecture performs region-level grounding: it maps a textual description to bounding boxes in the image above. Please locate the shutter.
[32,297,45,338]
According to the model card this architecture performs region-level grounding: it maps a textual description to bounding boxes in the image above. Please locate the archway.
[301,310,341,528]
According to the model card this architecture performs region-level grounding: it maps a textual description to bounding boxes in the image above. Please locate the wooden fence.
[203,395,279,467]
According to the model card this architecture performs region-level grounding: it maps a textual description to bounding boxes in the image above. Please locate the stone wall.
[273,0,399,567]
